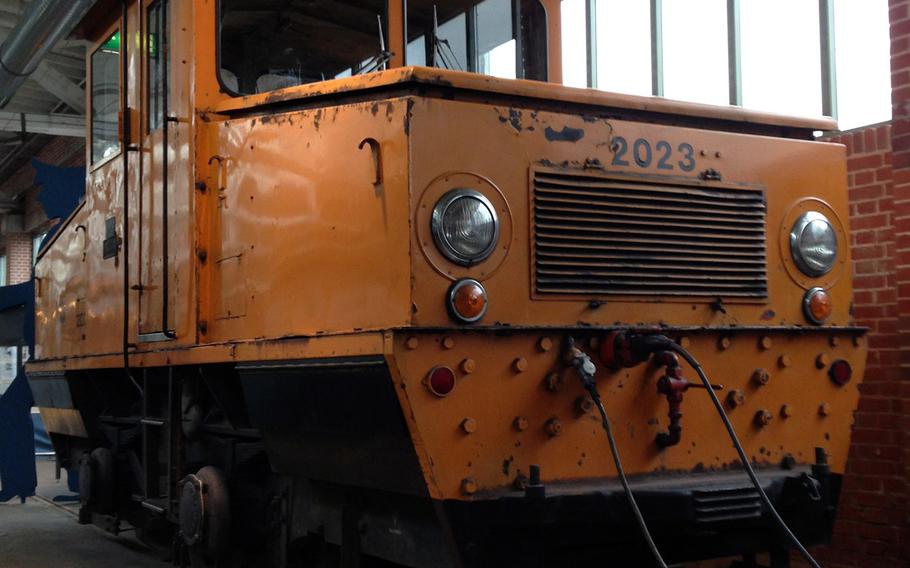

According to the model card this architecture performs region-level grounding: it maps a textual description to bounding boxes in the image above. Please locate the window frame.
[89,23,123,170]
[215,0,392,97]
[403,0,549,81]
[146,0,171,133]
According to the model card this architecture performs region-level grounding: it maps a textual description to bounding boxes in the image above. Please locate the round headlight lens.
[432,189,499,266]
[790,211,838,277]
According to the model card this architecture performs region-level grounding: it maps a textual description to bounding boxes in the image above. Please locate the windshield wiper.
[356,14,393,75]
[430,5,463,71]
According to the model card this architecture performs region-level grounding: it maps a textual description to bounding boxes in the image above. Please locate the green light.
[102,31,120,54]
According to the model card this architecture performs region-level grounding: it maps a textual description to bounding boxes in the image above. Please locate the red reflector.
[828,359,852,386]
[427,366,457,397]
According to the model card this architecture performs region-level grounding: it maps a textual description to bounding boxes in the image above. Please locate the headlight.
[789,211,837,277]
[431,189,499,266]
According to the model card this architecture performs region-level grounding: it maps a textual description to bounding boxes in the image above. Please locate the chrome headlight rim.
[789,211,838,278]
[431,188,500,266]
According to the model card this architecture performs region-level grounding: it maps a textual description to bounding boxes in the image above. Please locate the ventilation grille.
[532,170,768,298]
[692,486,763,525]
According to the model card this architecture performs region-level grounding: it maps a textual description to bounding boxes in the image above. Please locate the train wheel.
[179,466,232,561]
[78,447,115,514]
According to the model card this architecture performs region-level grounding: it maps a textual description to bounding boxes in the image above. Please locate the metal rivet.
[752,368,771,386]
[754,409,773,427]
[759,336,773,350]
[778,354,791,368]
[719,337,732,350]
[819,402,832,417]
[538,337,553,352]
[405,337,419,350]
[727,389,746,408]
[815,353,829,369]
[575,396,594,415]
[513,473,528,491]
[678,336,691,349]
[545,372,563,392]
[513,357,528,373]
[460,358,476,374]
[461,478,477,495]
[513,416,529,431]
[780,404,794,418]
[460,418,477,434]
[442,337,455,350]
[852,335,862,347]
[545,418,563,437]
[829,336,840,347]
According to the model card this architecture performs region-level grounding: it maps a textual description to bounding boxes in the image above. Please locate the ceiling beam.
[0,111,85,138]
[31,61,86,113]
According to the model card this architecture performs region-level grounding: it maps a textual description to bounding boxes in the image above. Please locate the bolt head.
[575,396,594,415]
[819,402,832,417]
[513,416,529,431]
[727,389,746,408]
[513,357,528,373]
[545,372,563,392]
[780,404,794,418]
[752,368,771,386]
[829,336,840,347]
[460,358,476,374]
[442,337,455,350]
[754,409,773,427]
[719,337,732,350]
[538,337,553,352]
[460,418,477,434]
[759,336,773,350]
[461,478,477,495]
[815,353,829,369]
[545,418,563,437]
[778,355,791,368]
[405,337,419,350]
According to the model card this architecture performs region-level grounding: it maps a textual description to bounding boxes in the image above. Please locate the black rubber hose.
[667,341,822,568]
[586,385,669,568]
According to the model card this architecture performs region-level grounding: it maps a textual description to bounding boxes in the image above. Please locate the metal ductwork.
[0,0,95,109]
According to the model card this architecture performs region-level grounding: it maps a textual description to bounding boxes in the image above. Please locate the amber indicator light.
[828,359,852,386]
[803,287,832,325]
[427,366,457,397]
[448,279,489,323]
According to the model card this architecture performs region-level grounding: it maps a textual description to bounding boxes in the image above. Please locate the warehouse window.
[219,0,389,94]
[406,0,548,81]
[0,254,7,287]
[561,0,891,130]
[91,31,121,163]
[147,0,170,131]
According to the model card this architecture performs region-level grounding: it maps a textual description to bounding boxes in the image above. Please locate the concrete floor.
[0,459,162,568]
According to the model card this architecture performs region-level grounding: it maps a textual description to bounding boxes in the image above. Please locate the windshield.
[406,0,547,81]
[219,0,390,95]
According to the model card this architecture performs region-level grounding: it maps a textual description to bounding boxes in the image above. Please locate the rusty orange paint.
[31,0,866,505]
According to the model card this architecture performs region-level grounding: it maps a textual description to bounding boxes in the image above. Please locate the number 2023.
[611,137,696,172]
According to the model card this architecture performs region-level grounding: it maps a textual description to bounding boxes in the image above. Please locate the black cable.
[568,342,667,568]
[587,386,669,568]
[667,342,822,568]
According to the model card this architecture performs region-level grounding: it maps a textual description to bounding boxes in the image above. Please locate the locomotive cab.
[28,1,866,566]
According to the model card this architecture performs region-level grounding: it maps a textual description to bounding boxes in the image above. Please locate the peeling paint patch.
[545,126,585,143]
[508,109,522,132]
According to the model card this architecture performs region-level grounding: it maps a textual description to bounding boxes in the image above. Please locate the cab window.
[406,0,548,81]
[148,0,170,131]
[91,31,121,163]
[219,0,389,95]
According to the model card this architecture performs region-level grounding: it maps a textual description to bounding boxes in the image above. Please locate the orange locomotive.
[29,0,866,566]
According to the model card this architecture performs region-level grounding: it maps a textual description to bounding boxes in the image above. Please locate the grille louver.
[692,486,763,525]
[532,170,768,298]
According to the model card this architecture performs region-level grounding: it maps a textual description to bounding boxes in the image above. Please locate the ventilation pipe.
[0,0,95,109]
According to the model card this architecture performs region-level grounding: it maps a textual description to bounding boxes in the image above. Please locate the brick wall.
[806,123,906,567]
